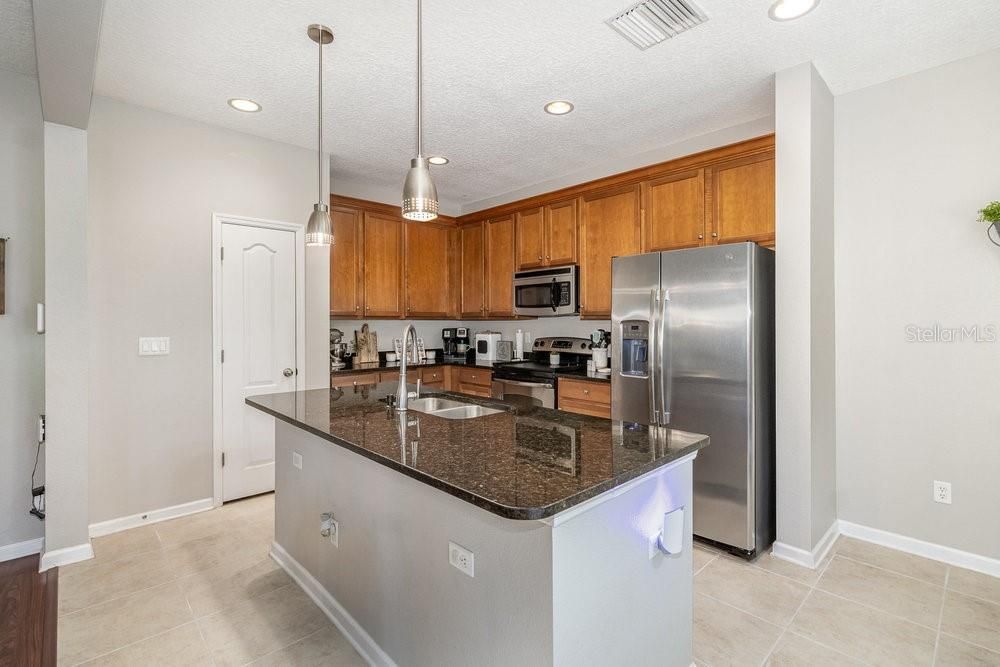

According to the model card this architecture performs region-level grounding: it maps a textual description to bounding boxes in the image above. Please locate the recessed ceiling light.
[227,98,261,113]
[544,100,574,116]
[768,0,819,21]
[428,156,449,165]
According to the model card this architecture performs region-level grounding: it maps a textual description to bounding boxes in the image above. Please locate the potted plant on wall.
[979,201,1000,246]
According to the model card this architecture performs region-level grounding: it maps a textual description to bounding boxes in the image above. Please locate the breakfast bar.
[248,384,708,666]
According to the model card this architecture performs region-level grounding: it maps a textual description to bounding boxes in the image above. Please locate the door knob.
[283,368,294,377]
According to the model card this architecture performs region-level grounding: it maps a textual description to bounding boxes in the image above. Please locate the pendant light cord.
[416,0,423,159]
[318,33,324,203]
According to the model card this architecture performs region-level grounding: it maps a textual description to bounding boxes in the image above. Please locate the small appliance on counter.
[442,327,470,363]
[475,331,502,363]
[490,337,593,409]
[330,328,347,370]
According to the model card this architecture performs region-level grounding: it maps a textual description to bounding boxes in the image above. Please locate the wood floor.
[0,554,57,667]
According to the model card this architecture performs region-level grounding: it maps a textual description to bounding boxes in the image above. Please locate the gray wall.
[773,62,837,555]
[0,71,45,553]
[834,48,1000,559]
[44,121,92,553]
[86,97,329,524]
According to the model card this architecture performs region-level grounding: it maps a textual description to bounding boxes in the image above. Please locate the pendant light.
[305,24,334,246]
[401,0,439,221]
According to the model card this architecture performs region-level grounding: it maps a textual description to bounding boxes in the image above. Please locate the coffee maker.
[442,327,470,363]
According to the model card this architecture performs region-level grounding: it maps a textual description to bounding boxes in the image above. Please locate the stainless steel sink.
[407,396,504,420]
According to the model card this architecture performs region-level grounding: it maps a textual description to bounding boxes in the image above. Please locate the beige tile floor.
[58,493,1000,666]
[57,494,364,667]
[694,537,1000,666]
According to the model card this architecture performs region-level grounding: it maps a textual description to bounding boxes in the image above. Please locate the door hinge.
[220,349,225,363]
[220,247,225,261]
[222,451,226,467]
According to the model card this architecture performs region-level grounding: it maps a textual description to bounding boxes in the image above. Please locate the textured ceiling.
[92,0,1000,213]
[0,0,37,76]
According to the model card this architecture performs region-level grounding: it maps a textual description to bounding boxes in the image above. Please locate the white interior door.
[221,222,297,501]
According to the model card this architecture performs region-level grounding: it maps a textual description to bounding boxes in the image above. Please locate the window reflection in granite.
[515,417,578,477]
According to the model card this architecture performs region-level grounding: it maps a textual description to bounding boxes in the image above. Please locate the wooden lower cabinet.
[421,366,447,389]
[331,372,381,388]
[579,185,641,319]
[455,367,492,398]
[557,378,611,418]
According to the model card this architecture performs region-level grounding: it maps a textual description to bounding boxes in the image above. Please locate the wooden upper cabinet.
[579,185,641,318]
[515,201,578,270]
[485,215,515,317]
[515,207,545,270]
[545,199,578,266]
[708,152,775,246]
[460,222,486,318]
[329,205,364,317]
[363,211,404,318]
[404,221,450,318]
[641,169,706,252]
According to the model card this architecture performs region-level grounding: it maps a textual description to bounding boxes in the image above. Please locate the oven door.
[491,378,555,409]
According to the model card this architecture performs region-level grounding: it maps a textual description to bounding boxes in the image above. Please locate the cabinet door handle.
[711,232,718,238]
[537,255,542,260]
[698,234,704,240]
[583,389,590,395]
[546,255,550,259]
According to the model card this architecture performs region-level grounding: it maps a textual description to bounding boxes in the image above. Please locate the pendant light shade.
[401,0,439,221]
[305,203,332,245]
[306,24,334,246]
[402,157,438,220]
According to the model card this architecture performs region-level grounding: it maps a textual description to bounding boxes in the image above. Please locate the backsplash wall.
[330,317,611,351]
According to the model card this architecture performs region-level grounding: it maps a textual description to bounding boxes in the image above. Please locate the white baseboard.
[270,541,396,667]
[89,497,214,538]
[40,542,94,571]
[772,520,839,569]
[838,520,1000,579]
[0,537,45,563]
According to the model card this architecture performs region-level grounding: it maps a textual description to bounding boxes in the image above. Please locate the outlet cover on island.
[933,480,952,504]
[449,541,474,577]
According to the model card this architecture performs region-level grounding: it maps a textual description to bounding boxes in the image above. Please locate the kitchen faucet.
[396,323,421,412]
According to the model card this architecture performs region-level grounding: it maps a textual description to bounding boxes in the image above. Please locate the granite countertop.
[247,383,708,520]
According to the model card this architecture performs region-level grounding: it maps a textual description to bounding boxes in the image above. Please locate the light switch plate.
[139,337,170,356]
[292,452,303,469]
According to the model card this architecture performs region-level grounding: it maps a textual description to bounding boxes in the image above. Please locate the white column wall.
[773,62,837,560]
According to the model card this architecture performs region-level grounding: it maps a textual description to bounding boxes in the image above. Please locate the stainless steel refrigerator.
[611,243,774,557]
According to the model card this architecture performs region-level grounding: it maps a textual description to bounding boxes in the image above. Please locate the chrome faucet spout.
[396,323,418,411]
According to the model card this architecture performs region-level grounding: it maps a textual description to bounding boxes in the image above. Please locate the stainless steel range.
[491,337,593,409]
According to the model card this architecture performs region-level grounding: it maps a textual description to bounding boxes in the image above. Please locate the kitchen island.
[247,383,708,667]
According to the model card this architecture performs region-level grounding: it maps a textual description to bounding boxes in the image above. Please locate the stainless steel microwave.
[513,266,580,317]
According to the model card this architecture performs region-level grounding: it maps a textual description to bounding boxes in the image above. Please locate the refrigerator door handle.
[660,289,671,424]
[649,288,660,426]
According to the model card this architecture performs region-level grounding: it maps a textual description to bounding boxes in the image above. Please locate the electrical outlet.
[933,480,952,504]
[449,541,474,577]
[292,451,303,469]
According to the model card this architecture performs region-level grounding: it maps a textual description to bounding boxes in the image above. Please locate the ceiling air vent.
[606,0,708,50]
